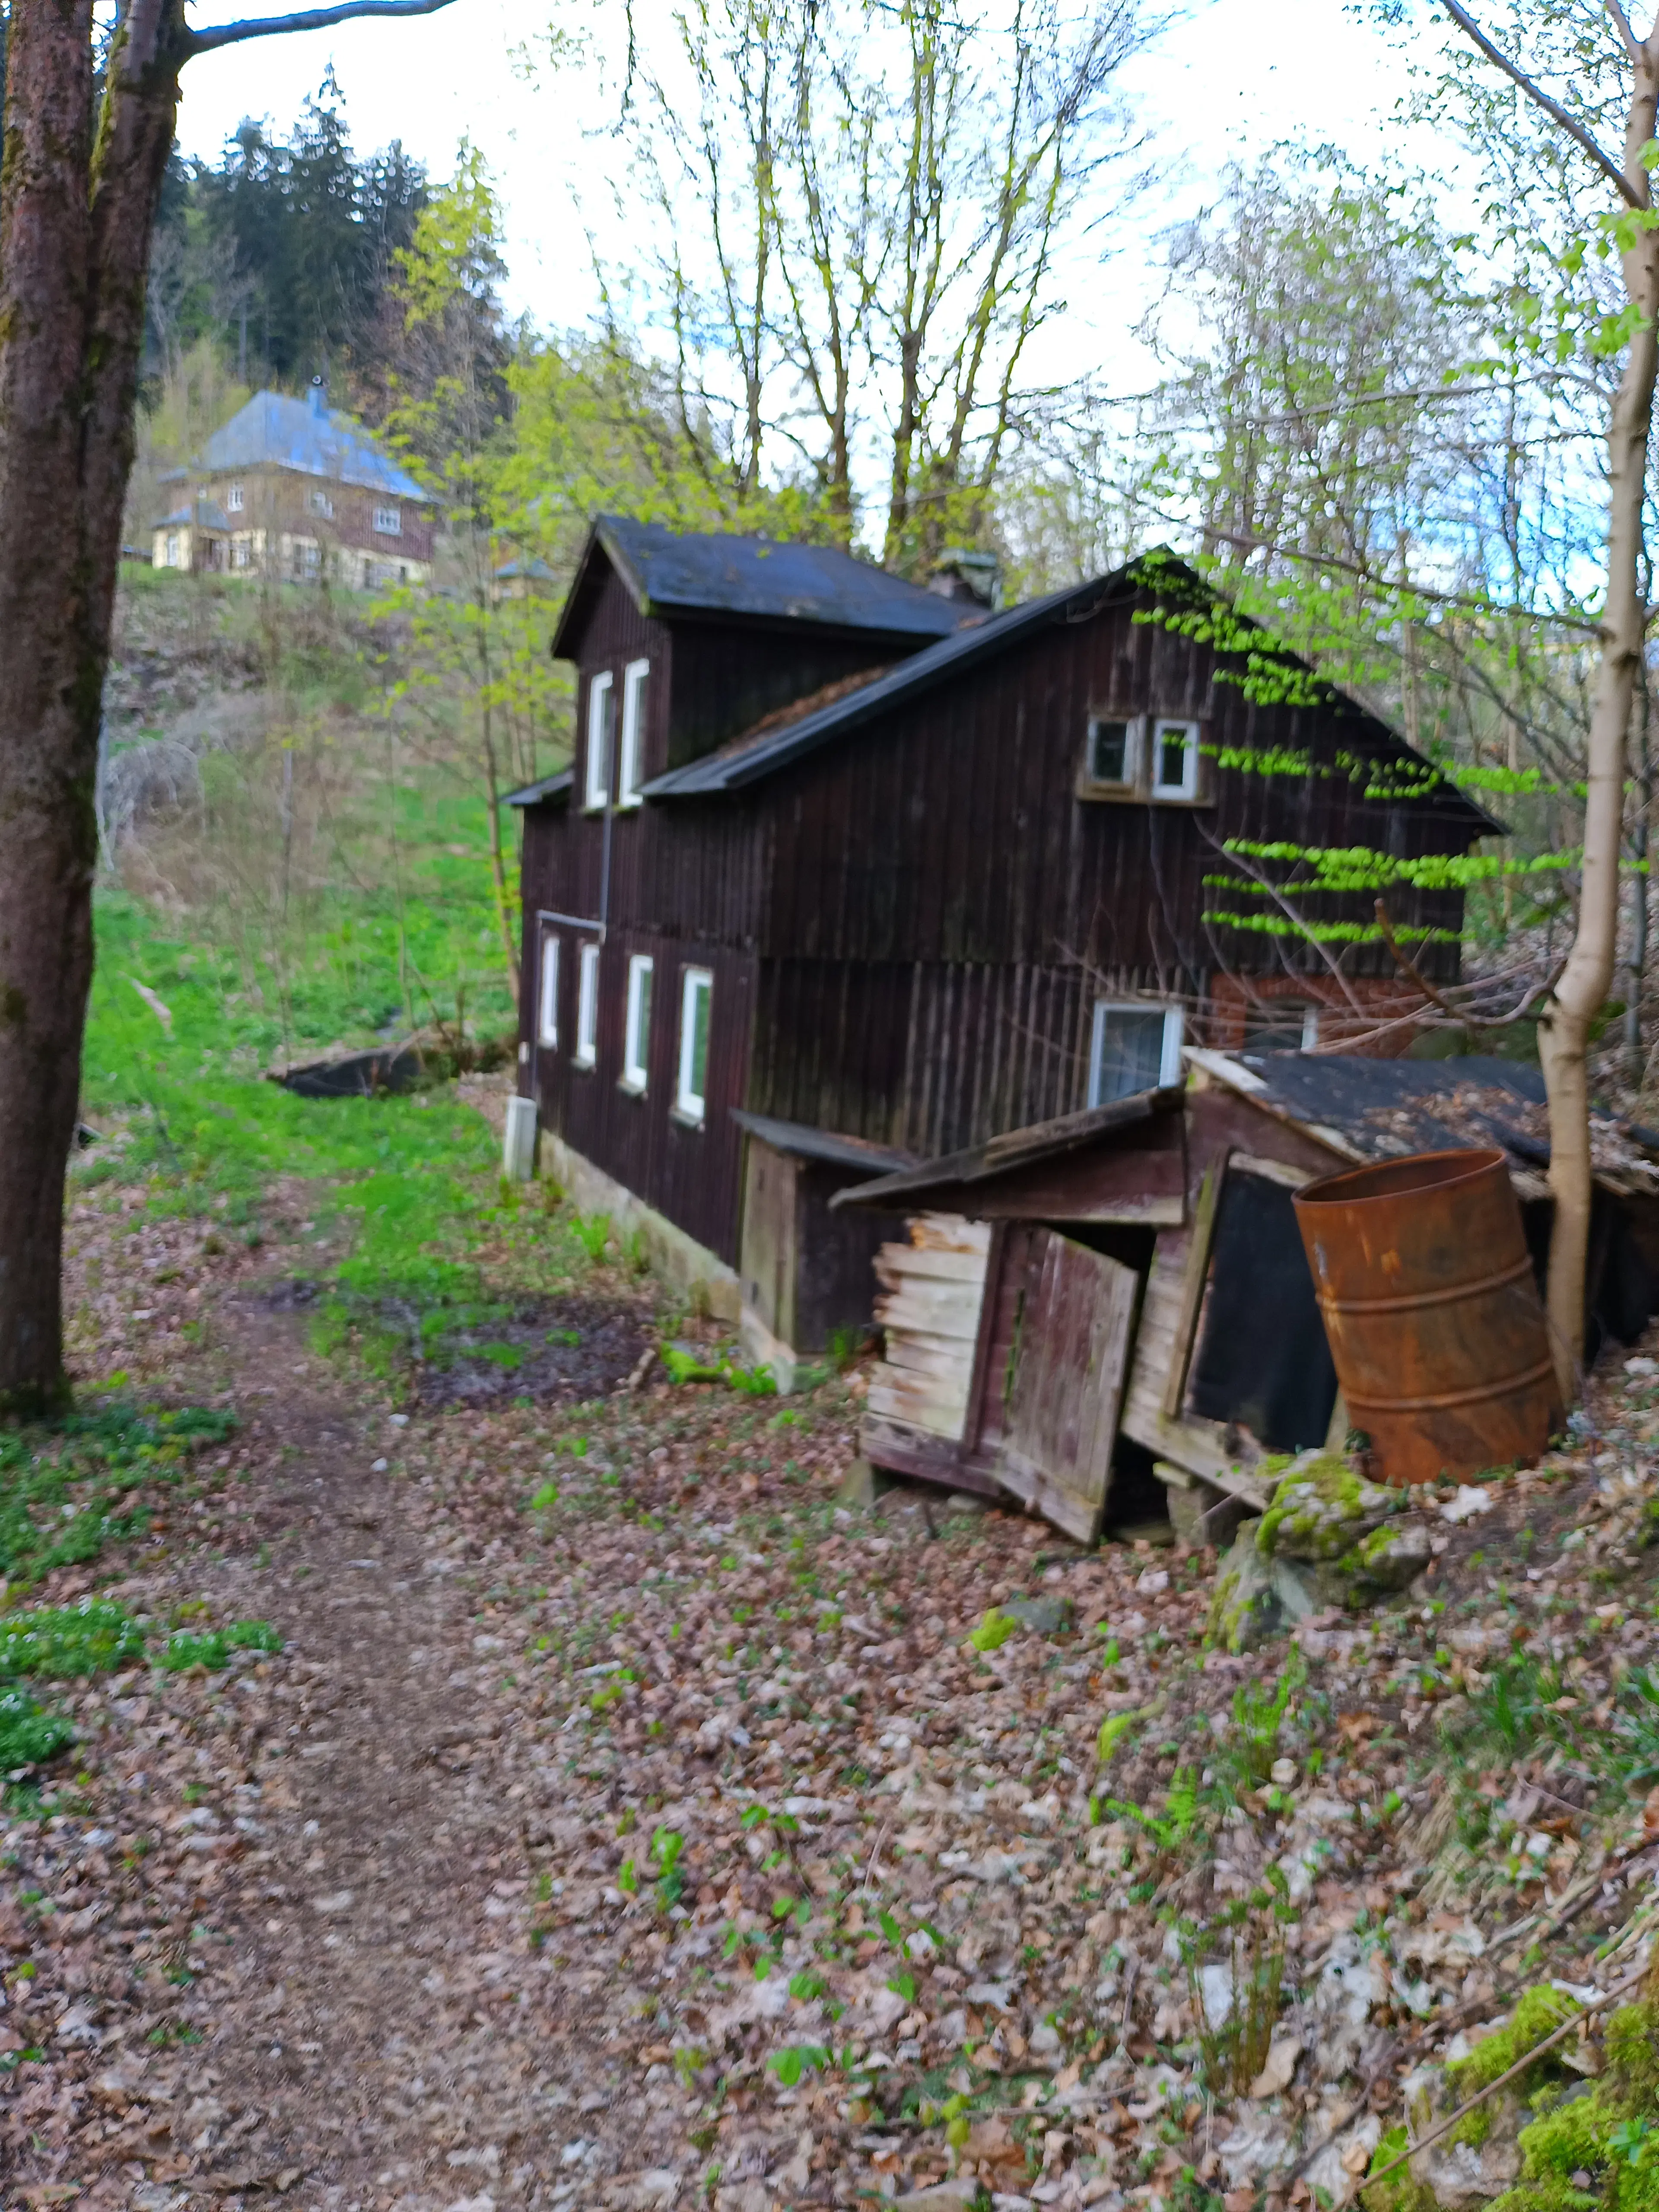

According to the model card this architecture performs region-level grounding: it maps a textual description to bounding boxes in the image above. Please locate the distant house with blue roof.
[152,377,436,589]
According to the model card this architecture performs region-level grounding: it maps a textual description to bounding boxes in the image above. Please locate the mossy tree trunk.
[0,0,454,1415]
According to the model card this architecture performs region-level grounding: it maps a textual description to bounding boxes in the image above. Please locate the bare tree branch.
[188,0,458,59]
[1441,0,1643,206]
[1606,0,1645,68]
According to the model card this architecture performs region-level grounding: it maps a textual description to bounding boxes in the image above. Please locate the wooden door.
[992,1227,1140,1545]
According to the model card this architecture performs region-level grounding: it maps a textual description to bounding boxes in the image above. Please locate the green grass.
[159,1619,283,1671]
[0,1599,146,1679]
[0,1404,237,1588]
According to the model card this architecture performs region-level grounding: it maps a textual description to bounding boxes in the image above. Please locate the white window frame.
[675,967,713,1124]
[622,954,654,1093]
[617,658,650,808]
[1149,717,1202,801]
[310,489,334,520]
[537,932,559,1050]
[1084,712,1142,789]
[584,671,613,811]
[226,482,245,513]
[574,944,600,1068]
[1087,1001,1185,1107]
[373,505,403,537]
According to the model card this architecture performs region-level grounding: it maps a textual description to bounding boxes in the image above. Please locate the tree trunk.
[0,0,185,1413]
[1539,54,1659,1398]
[0,0,454,1409]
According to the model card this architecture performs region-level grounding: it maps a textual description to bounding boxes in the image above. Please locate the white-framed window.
[622,954,653,1092]
[575,944,600,1067]
[1085,713,1141,788]
[618,658,650,808]
[309,489,334,519]
[1150,718,1201,801]
[226,482,245,513]
[1088,1001,1185,1106]
[373,505,402,536]
[675,967,713,1123]
[537,932,559,1050]
[584,671,614,811]
[231,534,253,571]
[165,531,182,568]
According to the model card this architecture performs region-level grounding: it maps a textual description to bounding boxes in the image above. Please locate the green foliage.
[767,2043,830,2087]
[158,1620,283,1672]
[0,1403,235,1588]
[1485,1994,1659,2212]
[1173,1869,1298,2098]
[572,1214,612,1264]
[0,1689,75,1773]
[967,1607,1020,1653]
[1224,1651,1307,1787]
[0,1601,146,1681]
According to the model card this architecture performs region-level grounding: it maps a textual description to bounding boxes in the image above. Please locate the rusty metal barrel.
[1292,1147,1560,1486]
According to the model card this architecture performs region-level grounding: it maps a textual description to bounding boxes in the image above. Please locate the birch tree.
[1389,0,1659,1393]
[0,0,456,1418]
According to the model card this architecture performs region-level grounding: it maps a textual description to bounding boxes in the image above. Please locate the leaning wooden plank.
[868,1378,972,1433]
[1120,1399,1271,1510]
[873,1295,985,1344]
[872,1245,989,1284]
[1161,1151,1229,1420]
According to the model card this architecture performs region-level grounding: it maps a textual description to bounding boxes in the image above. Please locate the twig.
[1438,0,1643,208]
[1362,1964,1648,2196]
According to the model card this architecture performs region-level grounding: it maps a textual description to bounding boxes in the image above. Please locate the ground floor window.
[575,944,599,1067]
[622,955,653,1091]
[537,933,559,1049]
[1087,1001,1185,1106]
[675,967,713,1122]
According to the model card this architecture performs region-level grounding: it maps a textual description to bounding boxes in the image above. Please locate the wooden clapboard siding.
[866,1215,991,1440]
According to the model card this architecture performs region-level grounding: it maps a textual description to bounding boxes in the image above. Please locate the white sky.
[177,0,1463,398]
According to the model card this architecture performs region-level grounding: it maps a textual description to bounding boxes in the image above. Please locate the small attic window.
[1150,718,1201,801]
[1085,715,1140,788]
[374,505,402,537]
[226,482,244,513]
[310,489,334,520]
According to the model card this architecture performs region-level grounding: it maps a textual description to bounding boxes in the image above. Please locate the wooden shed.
[833,1051,1659,1543]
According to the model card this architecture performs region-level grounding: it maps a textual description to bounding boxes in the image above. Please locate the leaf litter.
[10,1104,1659,2212]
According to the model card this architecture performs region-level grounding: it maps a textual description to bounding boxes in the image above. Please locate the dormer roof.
[551,515,976,660]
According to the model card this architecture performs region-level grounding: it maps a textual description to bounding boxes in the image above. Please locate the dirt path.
[174,1286,550,2203]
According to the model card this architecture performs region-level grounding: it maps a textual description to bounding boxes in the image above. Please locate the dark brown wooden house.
[509,518,1497,1368]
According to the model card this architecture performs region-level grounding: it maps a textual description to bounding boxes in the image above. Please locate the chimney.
[928,548,1001,609]
[308,375,327,419]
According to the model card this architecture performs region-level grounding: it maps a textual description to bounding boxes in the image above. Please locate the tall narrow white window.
[1150,718,1201,801]
[584,671,614,810]
[226,482,245,513]
[575,944,600,1067]
[618,658,650,808]
[537,933,559,1049]
[675,968,713,1123]
[622,955,654,1092]
[1088,1003,1185,1106]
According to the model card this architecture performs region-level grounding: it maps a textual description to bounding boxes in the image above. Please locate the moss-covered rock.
[1208,1522,1318,1652]
[1257,1451,1405,1563]
[1489,1994,1659,2212]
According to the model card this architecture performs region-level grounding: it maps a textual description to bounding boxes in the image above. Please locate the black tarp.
[1187,1170,1339,1452]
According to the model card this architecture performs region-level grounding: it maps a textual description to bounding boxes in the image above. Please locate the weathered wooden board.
[866,1214,991,1444]
[991,1228,1140,1545]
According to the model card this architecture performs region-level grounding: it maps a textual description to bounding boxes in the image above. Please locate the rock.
[1002,1593,1074,1635]
[942,1490,989,1516]
[1257,1452,1405,1563]
[1156,1460,1252,1551]
[1338,1517,1432,1597]
[1248,2033,1304,2098]
[836,1459,896,1508]
[892,2185,979,2212]
[1209,1524,1320,1652]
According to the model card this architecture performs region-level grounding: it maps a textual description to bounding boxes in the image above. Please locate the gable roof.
[641,553,1502,841]
[551,515,973,659]
[196,391,430,503]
